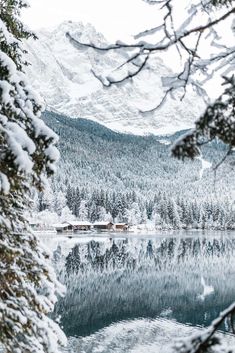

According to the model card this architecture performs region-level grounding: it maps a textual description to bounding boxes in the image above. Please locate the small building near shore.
[93,222,114,231]
[114,223,129,231]
[67,221,92,231]
[29,221,42,230]
[53,223,73,233]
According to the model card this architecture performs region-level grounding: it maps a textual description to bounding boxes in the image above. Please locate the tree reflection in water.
[53,236,235,337]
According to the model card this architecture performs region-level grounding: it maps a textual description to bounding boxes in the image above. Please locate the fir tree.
[78,199,88,221]
[0,1,66,352]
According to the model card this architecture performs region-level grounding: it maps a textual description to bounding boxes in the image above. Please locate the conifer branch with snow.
[0,1,66,352]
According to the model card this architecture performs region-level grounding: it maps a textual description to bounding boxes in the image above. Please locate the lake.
[42,231,235,353]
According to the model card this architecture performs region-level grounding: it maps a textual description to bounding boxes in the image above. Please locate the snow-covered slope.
[25,21,205,135]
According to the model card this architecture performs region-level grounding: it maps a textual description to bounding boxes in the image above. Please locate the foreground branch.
[175,302,235,353]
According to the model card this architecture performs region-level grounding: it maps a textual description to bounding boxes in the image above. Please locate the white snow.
[93,221,113,226]
[24,21,205,136]
[67,221,92,226]
[52,223,71,228]
[158,139,171,145]
[0,172,10,194]
[44,145,60,162]
[198,276,215,301]
[197,155,212,179]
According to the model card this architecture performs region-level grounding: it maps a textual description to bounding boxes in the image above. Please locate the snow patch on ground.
[158,138,171,145]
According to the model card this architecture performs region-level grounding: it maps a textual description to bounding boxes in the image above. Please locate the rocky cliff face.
[25,21,204,135]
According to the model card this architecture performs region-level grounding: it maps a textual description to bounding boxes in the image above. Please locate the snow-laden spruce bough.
[0,1,66,352]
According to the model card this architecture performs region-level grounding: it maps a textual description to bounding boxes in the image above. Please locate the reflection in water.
[53,236,235,340]
[63,317,235,353]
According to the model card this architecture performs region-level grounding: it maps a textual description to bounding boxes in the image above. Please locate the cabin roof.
[115,223,128,226]
[52,223,70,228]
[93,221,113,226]
[67,221,92,226]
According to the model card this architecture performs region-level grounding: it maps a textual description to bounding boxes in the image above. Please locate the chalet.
[67,221,92,231]
[53,223,73,233]
[29,221,41,230]
[93,222,114,231]
[114,223,129,231]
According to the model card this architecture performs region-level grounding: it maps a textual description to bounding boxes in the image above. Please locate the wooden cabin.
[93,222,114,231]
[67,221,92,231]
[29,221,41,230]
[53,223,73,233]
[114,223,129,231]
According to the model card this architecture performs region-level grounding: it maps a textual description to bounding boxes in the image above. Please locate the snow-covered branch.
[172,75,235,159]
[174,302,235,353]
[66,2,235,108]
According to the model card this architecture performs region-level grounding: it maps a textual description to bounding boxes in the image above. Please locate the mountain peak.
[25,21,205,136]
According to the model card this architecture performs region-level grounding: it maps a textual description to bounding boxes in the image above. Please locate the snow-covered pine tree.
[55,190,67,216]
[0,1,66,352]
[78,199,88,221]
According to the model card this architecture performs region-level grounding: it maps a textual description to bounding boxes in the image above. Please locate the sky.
[22,0,164,41]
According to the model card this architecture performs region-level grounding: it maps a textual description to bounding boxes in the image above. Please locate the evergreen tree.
[78,199,88,221]
[66,184,73,210]
[171,199,181,229]
[54,190,66,216]
[0,2,66,352]
[74,186,81,216]
[97,206,108,221]
[38,183,54,211]
[89,200,98,222]
[141,208,148,224]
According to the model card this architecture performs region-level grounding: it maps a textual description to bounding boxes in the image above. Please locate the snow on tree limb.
[172,75,235,160]
[66,0,235,166]
[174,301,235,353]
[0,1,66,352]
[66,0,235,131]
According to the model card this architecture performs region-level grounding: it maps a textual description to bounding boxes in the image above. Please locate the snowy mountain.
[37,111,234,229]
[25,21,205,135]
[43,110,232,201]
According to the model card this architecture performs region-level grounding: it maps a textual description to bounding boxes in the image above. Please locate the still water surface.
[43,231,235,352]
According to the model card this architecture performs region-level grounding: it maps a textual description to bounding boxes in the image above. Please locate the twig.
[177,301,235,353]
[213,146,232,171]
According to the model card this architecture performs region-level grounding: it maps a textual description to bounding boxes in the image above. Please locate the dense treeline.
[37,185,235,230]
[35,111,235,230]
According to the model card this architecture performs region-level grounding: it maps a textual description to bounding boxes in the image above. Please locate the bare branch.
[213,145,232,170]
[105,54,150,86]
[90,69,106,87]
[175,301,235,353]
[115,50,144,70]
[66,5,235,95]
[182,6,235,37]
[210,46,235,62]
[134,24,164,40]
[180,31,202,99]
[139,87,174,114]
[67,7,235,53]
[66,32,143,52]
